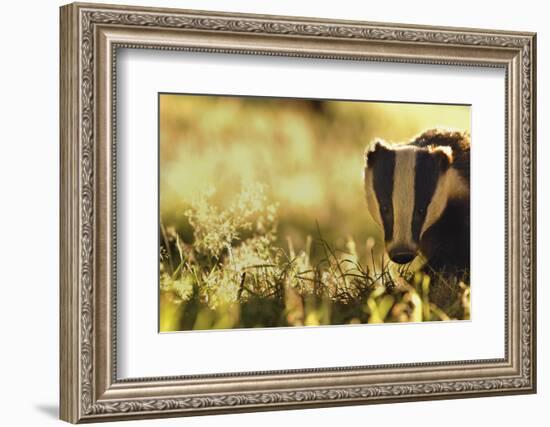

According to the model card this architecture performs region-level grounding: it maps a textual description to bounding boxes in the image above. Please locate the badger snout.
[389,246,416,264]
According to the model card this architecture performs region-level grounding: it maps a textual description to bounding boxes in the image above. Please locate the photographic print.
[159,94,471,332]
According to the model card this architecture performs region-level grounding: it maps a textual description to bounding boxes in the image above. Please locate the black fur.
[412,129,470,183]
[413,130,470,272]
[370,143,396,242]
[420,198,470,272]
[412,151,441,244]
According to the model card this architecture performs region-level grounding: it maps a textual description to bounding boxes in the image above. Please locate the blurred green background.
[159,94,470,331]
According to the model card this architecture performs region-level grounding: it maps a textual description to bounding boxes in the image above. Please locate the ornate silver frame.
[60,2,537,423]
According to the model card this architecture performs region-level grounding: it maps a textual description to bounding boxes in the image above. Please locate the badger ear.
[365,139,389,167]
[430,145,454,171]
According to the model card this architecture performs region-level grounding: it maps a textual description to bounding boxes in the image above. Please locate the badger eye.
[380,204,390,214]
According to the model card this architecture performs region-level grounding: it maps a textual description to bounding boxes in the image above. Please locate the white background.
[118,49,505,377]
[0,0,545,426]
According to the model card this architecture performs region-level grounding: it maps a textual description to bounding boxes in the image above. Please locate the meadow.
[159,94,471,331]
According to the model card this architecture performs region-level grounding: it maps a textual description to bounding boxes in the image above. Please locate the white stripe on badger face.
[389,147,417,251]
[420,167,467,237]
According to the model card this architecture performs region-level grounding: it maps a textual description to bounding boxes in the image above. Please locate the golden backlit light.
[159,94,470,332]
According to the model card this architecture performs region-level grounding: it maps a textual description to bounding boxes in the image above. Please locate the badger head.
[363,139,456,265]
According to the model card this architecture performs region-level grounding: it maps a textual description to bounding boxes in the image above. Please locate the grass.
[159,184,470,332]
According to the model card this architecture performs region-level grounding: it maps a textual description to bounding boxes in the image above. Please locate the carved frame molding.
[60,2,536,423]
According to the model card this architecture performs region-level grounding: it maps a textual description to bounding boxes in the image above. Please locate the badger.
[363,129,470,272]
